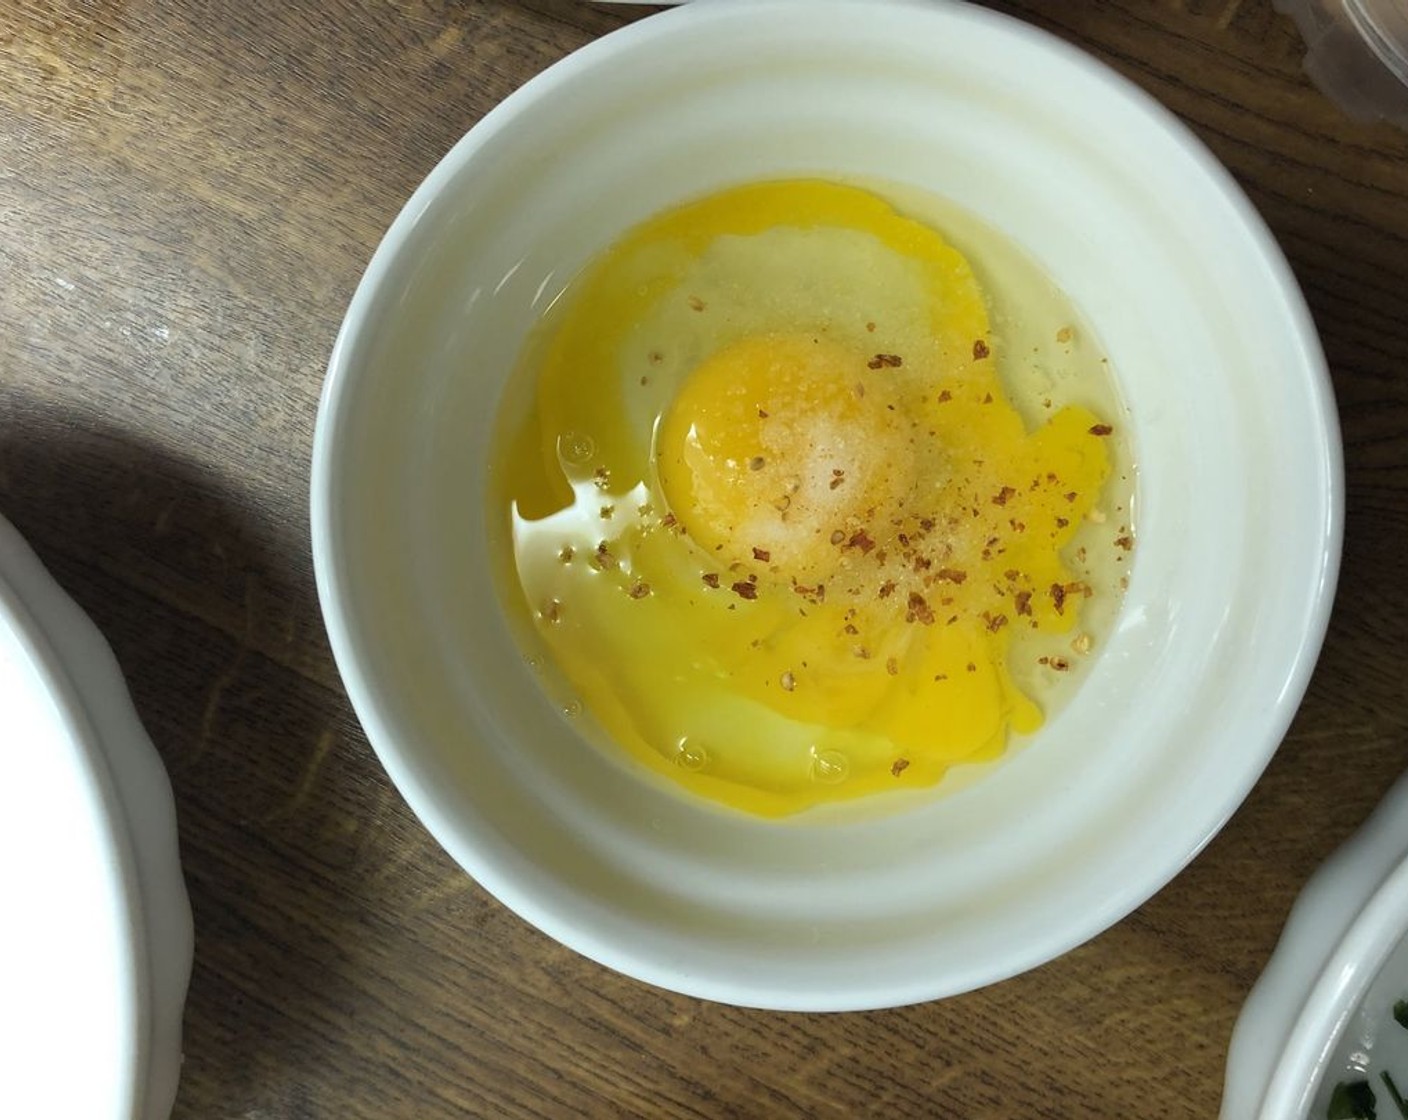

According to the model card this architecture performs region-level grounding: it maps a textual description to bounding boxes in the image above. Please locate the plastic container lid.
[1276,0,1408,128]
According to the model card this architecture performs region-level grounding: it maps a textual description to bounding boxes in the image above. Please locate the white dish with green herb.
[1223,771,1408,1119]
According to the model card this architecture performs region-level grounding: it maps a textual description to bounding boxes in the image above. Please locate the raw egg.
[494,179,1128,817]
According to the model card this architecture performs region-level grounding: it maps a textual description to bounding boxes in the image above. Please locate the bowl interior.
[314,0,1339,1009]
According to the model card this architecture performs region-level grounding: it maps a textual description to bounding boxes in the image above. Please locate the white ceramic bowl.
[311,0,1342,1010]
[0,513,192,1118]
[1223,772,1408,1120]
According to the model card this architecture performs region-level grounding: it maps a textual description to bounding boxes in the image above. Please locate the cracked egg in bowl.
[494,177,1136,819]
[312,0,1341,1009]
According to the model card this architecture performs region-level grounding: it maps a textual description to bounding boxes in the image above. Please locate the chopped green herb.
[1394,999,1408,1031]
[1381,1071,1408,1120]
[1329,1079,1377,1120]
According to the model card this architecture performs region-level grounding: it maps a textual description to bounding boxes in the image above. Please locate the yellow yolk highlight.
[657,333,917,582]
[497,179,1119,818]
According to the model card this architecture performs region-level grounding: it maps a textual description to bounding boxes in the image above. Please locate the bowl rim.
[1223,768,1408,1119]
[1272,859,1408,1117]
[0,512,193,1117]
[311,0,1344,1009]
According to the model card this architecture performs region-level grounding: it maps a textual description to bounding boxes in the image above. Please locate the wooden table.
[3,2,1405,1116]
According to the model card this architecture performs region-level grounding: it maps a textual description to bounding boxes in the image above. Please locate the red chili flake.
[1004,569,1020,581]
[1051,582,1067,614]
[912,555,932,573]
[847,529,876,554]
[966,662,977,672]
[919,518,935,532]
[702,572,720,588]
[590,542,617,571]
[752,547,771,562]
[983,611,1008,633]
[829,475,846,491]
[906,592,936,625]
[992,486,1016,506]
[1089,423,1113,436]
[972,339,990,360]
[890,758,910,777]
[662,513,677,529]
[1055,516,1069,529]
[877,579,896,599]
[1115,535,1134,551]
[1014,590,1033,616]
[867,353,903,369]
[1064,491,1078,503]
[731,581,758,600]
[843,622,859,635]
[757,408,769,419]
[937,389,953,403]
[934,568,967,584]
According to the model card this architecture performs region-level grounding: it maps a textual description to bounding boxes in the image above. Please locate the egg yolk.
[657,333,917,584]
[497,179,1117,817]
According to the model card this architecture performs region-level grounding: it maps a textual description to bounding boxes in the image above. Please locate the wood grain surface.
[3,1,1406,1116]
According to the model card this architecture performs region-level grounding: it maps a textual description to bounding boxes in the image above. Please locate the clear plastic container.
[1275,0,1408,128]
